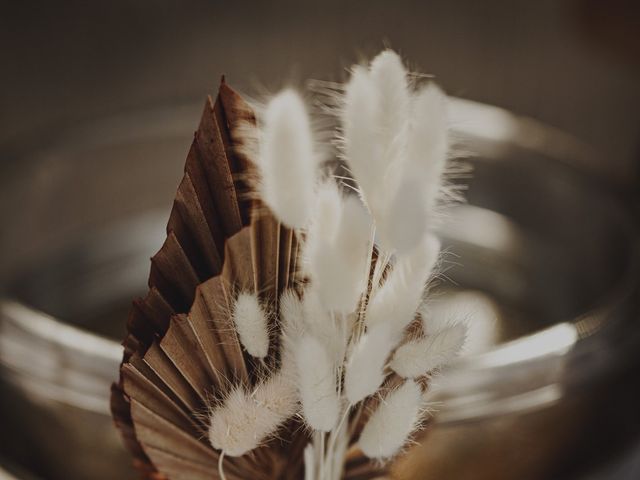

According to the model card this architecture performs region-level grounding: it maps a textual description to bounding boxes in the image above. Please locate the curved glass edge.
[0,99,637,423]
[0,299,120,414]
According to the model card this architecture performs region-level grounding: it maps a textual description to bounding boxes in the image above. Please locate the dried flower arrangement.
[111,49,468,480]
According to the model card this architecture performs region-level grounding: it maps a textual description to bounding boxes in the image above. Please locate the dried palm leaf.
[111,79,389,480]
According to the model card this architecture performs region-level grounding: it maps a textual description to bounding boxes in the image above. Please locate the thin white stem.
[319,433,325,480]
[334,312,344,399]
[356,224,377,342]
[218,452,227,480]
[258,357,268,372]
[370,251,392,298]
[323,404,352,480]
[304,444,315,480]
[349,403,365,437]
[334,406,351,444]
[313,431,321,478]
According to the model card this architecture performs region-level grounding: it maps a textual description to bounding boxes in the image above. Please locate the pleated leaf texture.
[110,79,389,480]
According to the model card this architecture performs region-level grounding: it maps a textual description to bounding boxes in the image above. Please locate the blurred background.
[1,1,639,479]
[2,0,640,182]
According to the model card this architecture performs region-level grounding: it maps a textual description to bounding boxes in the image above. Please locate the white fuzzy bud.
[311,180,343,242]
[344,323,400,404]
[259,89,318,228]
[303,180,343,277]
[233,292,269,359]
[295,335,340,431]
[406,84,448,208]
[390,323,467,378]
[369,50,410,154]
[301,289,350,363]
[367,234,441,331]
[342,67,383,215]
[312,195,372,314]
[279,289,305,372]
[208,372,297,456]
[378,174,429,253]
[342,51,413,221]
[358,380,423,459]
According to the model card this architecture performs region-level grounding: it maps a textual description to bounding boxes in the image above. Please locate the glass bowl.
[0,98,638,479]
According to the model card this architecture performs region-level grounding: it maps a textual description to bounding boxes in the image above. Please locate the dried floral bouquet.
[112,49,468,480]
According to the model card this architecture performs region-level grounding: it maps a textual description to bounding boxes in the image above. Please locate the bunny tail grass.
[208,372,297,457]
[345,322,400,404]
[390,323,467,378]
[358,380,423,460]
[259,89,318,229]
[369,49,410,155]
[342,67,383,215]
[367,234,441,331]
[406,84,448,205]
[233,291,270,359]
[311,195,372,314]
[295,334,340,432]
